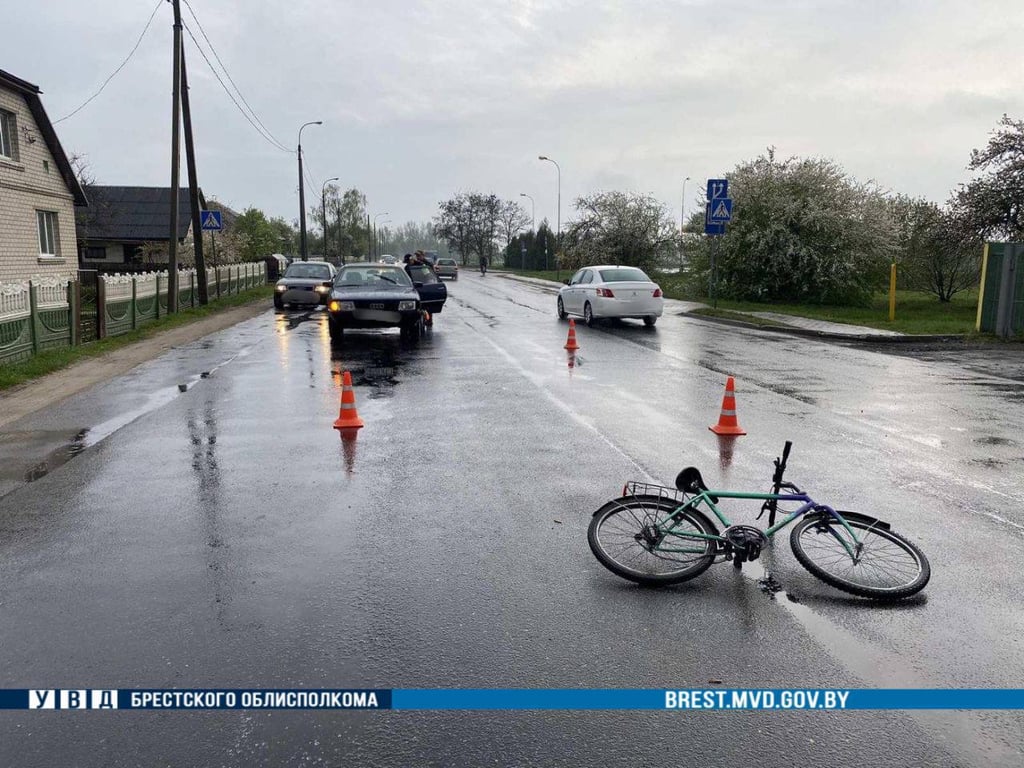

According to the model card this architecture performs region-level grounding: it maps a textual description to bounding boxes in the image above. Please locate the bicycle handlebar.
[765,441,794,526]
[772,441,792,486]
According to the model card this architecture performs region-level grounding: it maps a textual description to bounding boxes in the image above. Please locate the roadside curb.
[679,311,969,344]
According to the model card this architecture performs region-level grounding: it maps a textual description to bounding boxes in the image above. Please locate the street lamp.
[681,175,690,268]
[519,193,535,231]
[379,220,392,257]
[297,120,323,261]
[373,212,389,260]
[538,155,560,276]
[321,176,339,262]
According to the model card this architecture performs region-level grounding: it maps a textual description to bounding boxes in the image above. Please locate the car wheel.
[273,294,284,309]
[584,302,596,327]
[401,320,422,343]
[557,296,567,320]
[644,315,657,327]
[328,317,344,344]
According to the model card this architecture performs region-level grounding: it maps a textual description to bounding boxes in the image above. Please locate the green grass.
[0,286,272,391]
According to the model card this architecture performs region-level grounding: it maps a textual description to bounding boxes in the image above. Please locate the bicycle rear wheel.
[588,496,718,586]
[789,513,930,600]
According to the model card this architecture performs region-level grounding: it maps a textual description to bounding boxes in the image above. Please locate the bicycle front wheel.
[790,514,930,600]
[588,496,718,586]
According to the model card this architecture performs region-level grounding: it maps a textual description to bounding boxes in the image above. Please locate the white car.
[557,265,664,327]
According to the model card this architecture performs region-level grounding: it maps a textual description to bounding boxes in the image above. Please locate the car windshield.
[336,267,413,287]
[438,259,456,266]
[407,264,439,284]
[284,263,332,280]
[598,267,650,283]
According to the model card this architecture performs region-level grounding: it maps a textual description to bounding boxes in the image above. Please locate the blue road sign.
[709,198,733,223]
[707,179,728,201]
[704,202,725,236]
[200,210,223,231]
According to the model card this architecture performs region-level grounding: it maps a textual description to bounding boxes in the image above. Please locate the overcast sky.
[9,0,1024,234]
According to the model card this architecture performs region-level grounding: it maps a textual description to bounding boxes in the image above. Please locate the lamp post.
[321,176,339,262]
[373,212,389,260]
[681,176,690,269]
[538,155,560,277]
[297,120,322,261]
[519,193,535,231]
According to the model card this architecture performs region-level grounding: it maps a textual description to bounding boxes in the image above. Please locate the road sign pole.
[710,237,718,309]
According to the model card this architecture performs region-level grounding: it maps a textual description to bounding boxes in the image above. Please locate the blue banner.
[4,689,1024,711]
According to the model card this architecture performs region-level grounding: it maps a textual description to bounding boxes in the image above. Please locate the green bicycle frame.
[656,489,865,561]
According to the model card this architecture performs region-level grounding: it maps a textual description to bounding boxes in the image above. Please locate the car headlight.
[315,285,330,294]
[398,300,416,311]
[275,284,287,291]
[329,300,355,312]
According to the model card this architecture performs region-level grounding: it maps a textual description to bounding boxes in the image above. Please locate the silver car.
[274,261,336,309]
[435,258,459,280]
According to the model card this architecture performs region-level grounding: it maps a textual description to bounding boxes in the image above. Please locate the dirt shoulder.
[0,300,269,429]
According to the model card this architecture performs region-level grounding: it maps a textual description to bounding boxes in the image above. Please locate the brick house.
[0,68,88,283]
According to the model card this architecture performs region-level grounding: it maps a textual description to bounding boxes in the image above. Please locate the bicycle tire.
[588,496,718,586]
[789,513,930,600]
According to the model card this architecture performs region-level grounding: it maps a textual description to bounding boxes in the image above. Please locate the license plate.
[370,303,384,309]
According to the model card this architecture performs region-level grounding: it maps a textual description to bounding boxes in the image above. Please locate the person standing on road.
[479,253,487,275]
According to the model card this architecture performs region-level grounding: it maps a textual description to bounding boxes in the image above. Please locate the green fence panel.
[0,315,32,364]
[980,243,1024,335]
[34,307,72,351]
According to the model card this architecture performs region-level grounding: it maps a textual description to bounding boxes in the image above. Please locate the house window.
[83,245,107,261]
[0,109,16,160]
[37,210,59,257]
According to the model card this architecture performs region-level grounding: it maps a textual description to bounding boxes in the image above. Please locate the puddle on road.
[22,429,88,483]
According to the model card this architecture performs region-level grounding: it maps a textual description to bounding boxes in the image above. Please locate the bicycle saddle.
[674,467,719,503]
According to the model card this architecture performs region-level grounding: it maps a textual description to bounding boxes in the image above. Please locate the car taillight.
[652,287,662,298]
[596,287,615,297]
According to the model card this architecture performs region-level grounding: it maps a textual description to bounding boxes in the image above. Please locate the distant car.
[405,262,447,316]
[327,263,424,342]
[435,258,458,280]
[557,265,664,327]
[274,260,336,309]
[380,254,398,264]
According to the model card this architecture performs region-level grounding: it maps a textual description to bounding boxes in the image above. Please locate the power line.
[54,0,164,124]
[182,22,292,153]
[181,0,291,153]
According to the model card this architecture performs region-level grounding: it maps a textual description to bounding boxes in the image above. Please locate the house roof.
[77,185,206,242]
[0,69,88,207]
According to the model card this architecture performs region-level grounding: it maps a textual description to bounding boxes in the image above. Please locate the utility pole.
[167,0,184,312]
[179,38,208,304]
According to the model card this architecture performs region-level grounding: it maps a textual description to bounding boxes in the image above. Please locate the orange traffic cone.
[333,371,365,430]
[564,318,580,351]
[709,376,746,436]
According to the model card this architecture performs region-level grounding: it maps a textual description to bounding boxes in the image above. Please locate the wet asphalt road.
[2,273,1024,767]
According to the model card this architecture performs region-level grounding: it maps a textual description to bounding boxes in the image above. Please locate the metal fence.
[0,262,267,366]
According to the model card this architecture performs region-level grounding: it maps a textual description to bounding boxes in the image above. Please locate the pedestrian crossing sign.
[709,198,732,223]
[200,210,223,231]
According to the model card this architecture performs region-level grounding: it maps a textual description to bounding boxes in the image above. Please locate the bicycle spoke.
[592,501,713,578]
[795,520,925,593]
